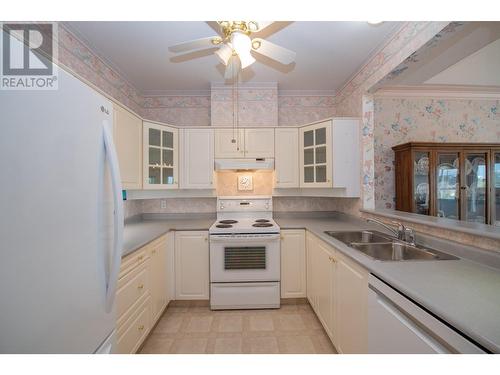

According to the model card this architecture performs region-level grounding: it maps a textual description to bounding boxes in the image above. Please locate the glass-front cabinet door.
[143,122,178,189]
[413,151,431,215]
[462,152,489,224]
[299,121,332,188]
[435,152,460,220]
[491,151,500,226]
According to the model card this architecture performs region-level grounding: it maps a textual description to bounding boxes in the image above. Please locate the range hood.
[214,158,275,171]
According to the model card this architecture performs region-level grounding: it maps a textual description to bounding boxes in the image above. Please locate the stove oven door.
[209,234,280,282]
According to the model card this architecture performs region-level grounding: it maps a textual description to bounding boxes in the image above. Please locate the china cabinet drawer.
[117,296,152,354]
[116,261,150,320]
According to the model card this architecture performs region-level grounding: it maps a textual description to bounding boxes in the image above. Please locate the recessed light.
[367,21,384,25]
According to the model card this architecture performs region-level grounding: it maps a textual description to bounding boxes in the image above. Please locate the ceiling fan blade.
[206,21,224,36]
[169,36,221,53]
[224,56,241,80]
[251,38,296,65]
[251,21,274,32]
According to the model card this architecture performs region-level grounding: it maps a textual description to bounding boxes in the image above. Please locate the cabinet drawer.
[116,261,150,320]
[117,296,152,354]
[120,247,149,278]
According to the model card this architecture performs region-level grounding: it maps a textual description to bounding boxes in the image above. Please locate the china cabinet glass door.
[436,153,460,220]
[463,152,488,224]
[492,151,500,226]
[413,151,430,215]
[144,123,178,189]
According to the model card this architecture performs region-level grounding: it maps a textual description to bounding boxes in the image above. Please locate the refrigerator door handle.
[102,120,124,312]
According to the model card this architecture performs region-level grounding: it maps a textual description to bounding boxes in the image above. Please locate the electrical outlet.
[160,200,167,209]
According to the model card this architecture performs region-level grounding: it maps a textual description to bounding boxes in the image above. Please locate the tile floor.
[139,302,337,354]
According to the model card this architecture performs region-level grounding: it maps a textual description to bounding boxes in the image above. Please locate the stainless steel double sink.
[324,230,458,261]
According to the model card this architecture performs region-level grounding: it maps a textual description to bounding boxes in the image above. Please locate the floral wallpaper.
[278,95,336,126]
[141,95,211,126]
[374,96,500,209]
[57,24,143,114]
[335,21,451,210]
[211,85,279,126]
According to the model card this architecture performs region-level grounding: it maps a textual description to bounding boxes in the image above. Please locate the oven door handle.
[210,234,281,242]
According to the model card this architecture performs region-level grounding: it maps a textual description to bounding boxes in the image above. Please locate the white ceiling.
[65,21,403,95]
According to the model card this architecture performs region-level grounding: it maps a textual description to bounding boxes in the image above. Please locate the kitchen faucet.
[366,217,416,245]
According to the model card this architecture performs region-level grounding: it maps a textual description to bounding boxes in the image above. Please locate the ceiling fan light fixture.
[238,51,256,69]
[231,31,255,68]
[215,43,233,65]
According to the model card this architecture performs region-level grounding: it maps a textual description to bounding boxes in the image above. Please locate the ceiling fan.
[168,21,296,79]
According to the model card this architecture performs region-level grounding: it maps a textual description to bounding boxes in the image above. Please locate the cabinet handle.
[137,255,144,261]
[204,237,208,242]
[280,235,284,240]
[137,284,144,290]
[152,249,156,254]
[138,325,145,331]
[329,256,336,263]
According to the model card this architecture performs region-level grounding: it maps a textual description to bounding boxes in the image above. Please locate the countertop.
[123,211,500,353]
[275,213,500,354]
[123,213,215,257]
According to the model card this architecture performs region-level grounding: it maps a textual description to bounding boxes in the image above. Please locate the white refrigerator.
[0,64,124,353]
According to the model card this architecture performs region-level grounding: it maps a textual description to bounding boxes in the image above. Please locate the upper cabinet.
[275,128,299,188]
[180,128,214,189]
[214,128,245,158]
[214,128,274,158]
[244,128,275,158]
[299,118,360,196]
[113,104,142,190]
[393,142,500,225]
[143,121,178,189]
[300,121,332,188]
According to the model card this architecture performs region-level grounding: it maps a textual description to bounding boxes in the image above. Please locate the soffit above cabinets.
[63,21,403,94]
[375,22,500,90]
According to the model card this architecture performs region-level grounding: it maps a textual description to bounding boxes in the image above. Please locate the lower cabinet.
[335,251,368,354]
[306,232,336,341]
[175,231,210,300]
[116,234,170,354]
[149,235,169,323]
[280,229,306,298]
[306,232,368,353]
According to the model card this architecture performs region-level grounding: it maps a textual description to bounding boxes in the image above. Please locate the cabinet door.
[435,152,460,220]
[214,129,245,158]
[113,104,142,190]
[299,121,332,188]
[412,151,431,215]
[175,231,209,300]
[280,229,306,298]
[462,151,489,224]
[306,232,317,310]
[143,122,178,189]
[492,150,500,226]
[180,128,214,189]
[316,239,335,340]
[331,118,360,196]
[244,128,275,158]
[335,252,368,354]
[275,128,299,188]
[149,236,168,324]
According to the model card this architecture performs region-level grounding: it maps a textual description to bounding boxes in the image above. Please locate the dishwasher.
[368,274,487,354]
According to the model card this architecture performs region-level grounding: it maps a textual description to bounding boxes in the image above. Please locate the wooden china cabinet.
[392,142,500,226]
